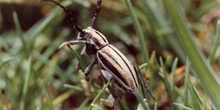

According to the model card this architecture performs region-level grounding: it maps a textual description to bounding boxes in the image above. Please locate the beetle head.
[77,27,109,50]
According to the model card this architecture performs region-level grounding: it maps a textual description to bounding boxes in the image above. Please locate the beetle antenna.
[90,0,102,27]
[43,0,84,33]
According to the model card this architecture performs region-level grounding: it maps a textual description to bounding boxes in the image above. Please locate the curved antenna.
[43,0,84,33]
[90,0,102,27]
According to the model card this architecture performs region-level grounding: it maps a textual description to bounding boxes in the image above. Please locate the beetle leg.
[58,40,87,49]
[108,79,118,110]
[101,69,119,110]
[84,59,97,80]
[133,63,155,100]
[98,58,134,91]
[59,40,87,70]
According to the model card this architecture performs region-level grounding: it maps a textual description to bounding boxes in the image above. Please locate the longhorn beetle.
[43,0,155,109]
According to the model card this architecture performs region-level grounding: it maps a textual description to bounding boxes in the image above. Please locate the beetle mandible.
[43,0,155,109]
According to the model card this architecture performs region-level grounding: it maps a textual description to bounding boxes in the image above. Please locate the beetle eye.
[77,31,86,40]
[80,31,85,37]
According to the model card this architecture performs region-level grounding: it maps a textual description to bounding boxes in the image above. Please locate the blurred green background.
[1,0,220,110]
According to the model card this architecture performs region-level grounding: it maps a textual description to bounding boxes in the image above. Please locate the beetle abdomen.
[97,44,139,92]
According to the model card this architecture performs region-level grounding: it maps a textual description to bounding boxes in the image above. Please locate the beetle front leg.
[58,40,87,49]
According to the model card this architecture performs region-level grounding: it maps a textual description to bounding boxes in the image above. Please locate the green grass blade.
[46,89,55,110]
[123,0,149,62]
[88,81,110,110]
[135,91,150,110]
[184,58,190,105]
[171,58,178,94]
[164,0,220,109]
[67,46,86,71]
[209,20,220,64]
[63,84,83,92]
[12,12,26,50]
[143,0,186,60]
[173,102,193,110]
[19,57,32,110]
[193,86,210,110]
[192,1,220,20]
[52,90,74,106]
[0,57,14,69]
[76,97,90,110]
[159,58,172,98]
[33,28,70,79]
[189,86,210,110]
[159,58,180,110]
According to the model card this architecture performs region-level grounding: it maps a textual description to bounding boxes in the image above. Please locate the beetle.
[43,0,154,109]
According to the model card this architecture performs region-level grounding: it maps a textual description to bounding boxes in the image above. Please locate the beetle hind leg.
[101,69,119,110]
[108,79,119,110]
[133,63,155,100]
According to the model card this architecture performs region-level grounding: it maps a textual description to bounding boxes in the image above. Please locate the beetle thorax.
[77,27,109,50]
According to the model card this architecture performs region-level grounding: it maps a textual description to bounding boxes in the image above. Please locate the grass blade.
[173,102,193,110]
[171,58,178,94]
[184,58,190,105]
[164,0,220,109]
[13,12,26,50]
[88,81,110,110]
[209,20,220,64]
[135,91,150,110]
[63,84,83,92]
[123,0,149,62]
[67,46,86,71]
[19,57,32,110]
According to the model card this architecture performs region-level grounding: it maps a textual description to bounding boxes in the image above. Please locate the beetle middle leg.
[84,59,97,80]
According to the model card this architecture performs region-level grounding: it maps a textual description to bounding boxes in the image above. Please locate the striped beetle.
[44,0,154,109]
